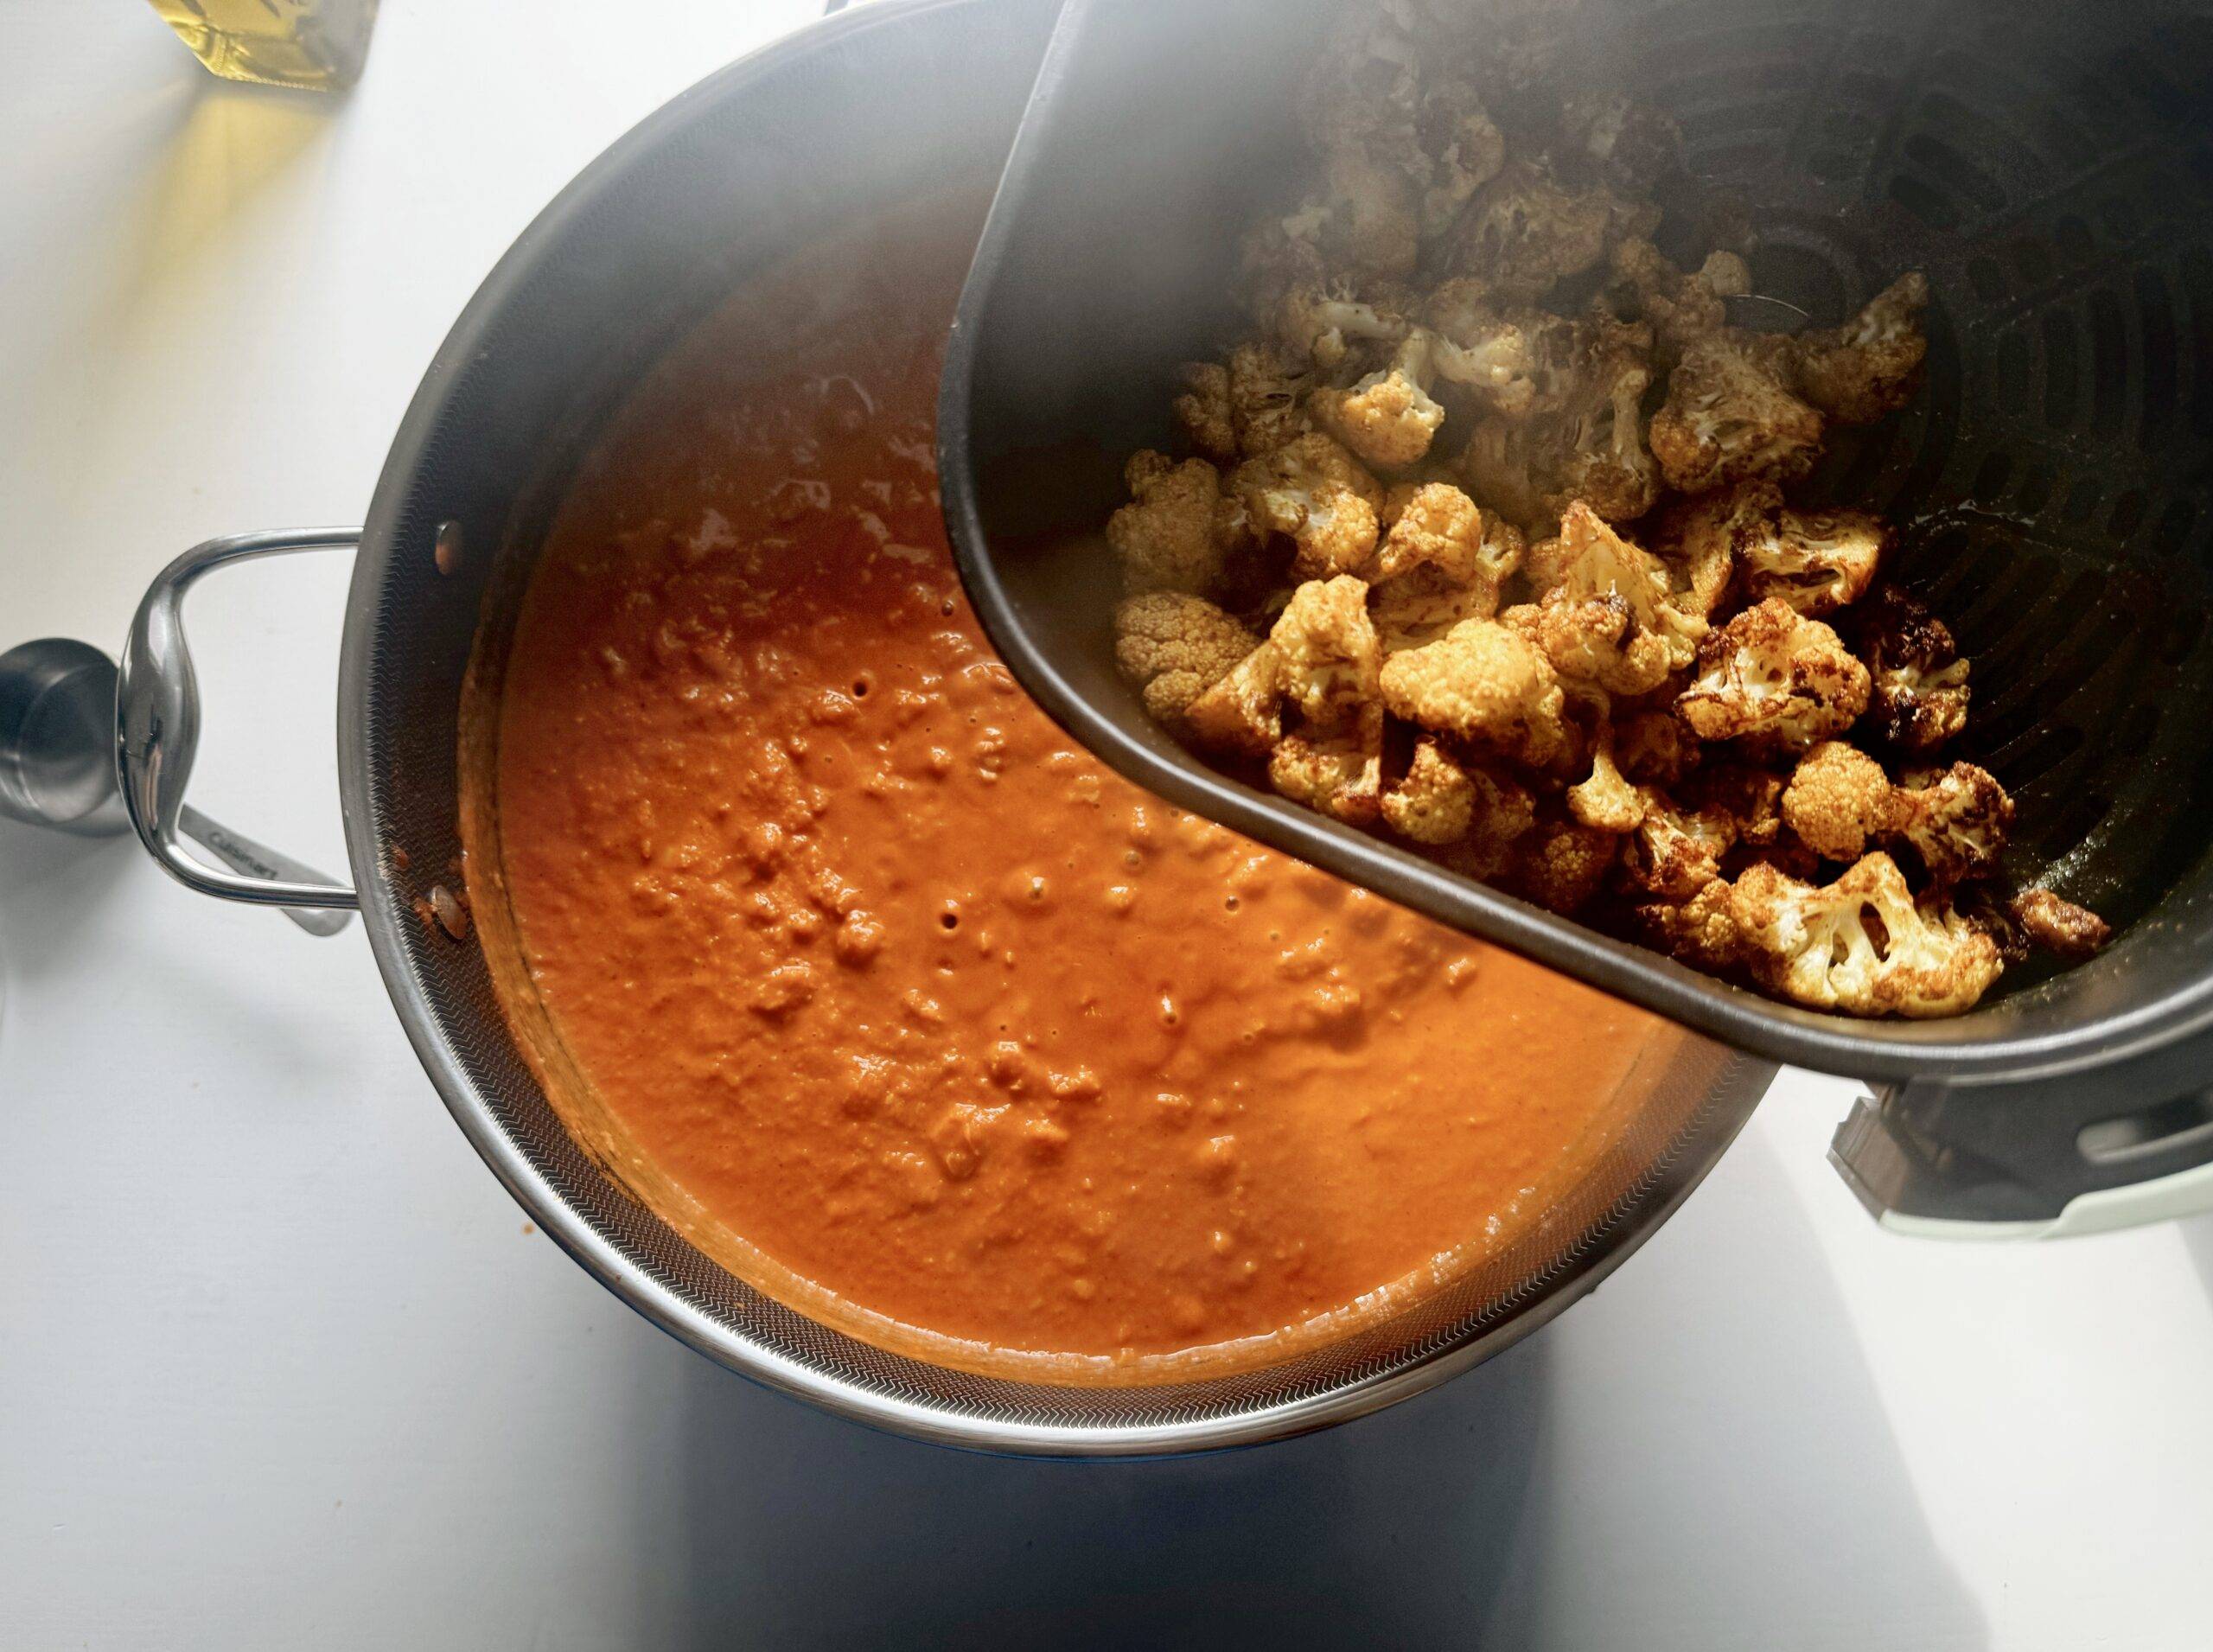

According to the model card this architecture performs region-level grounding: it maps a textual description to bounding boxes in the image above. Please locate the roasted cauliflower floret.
[1506,593,1670,698]
[1459,317,1660,528]
[1272,717,1385,825]
[1174,341,1319,465]
[1675,599,1871,756]
[1620,787,1737,900]
[1171,362,1239,467]
[1649,477,1776,620]
[1272,281,1413,374]
[1106,451,1244,596]
[1566,730,1646,834]
[1269,575,1382,729]
[1420,280,1570,418]
[1417,757,1540,877]
[1406,75,1509,239]
[1372,481,1487,583]
[1636,878,1744,973]
[1738,506,1889,617]
[1299,7,1506,244]
[1781,740,1893,861]
[1371,489,1526,652]
[1380,617,1571,769]
[1695,760,1789,850]
[1231,433,1385,579]
[1617,709,1699,787]
[2012,888,2112,961]
[1792,271,1929,425]
[1731,852,2003,1017]
[1606,238,1751,365]
[1649,330,1826,494]
[1508,504,1706,696]
[1511,813,1622,916]
[1112,593,1260,735]
[1887,761,2013,889]
[1311,331,1450,470]
[1183,641,1285,759]
[1446,156,1660,304]
[1383,737,1478,844]
[1851,586,1970,752]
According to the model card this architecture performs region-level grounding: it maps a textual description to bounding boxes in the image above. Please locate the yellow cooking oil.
[148,0,380,91]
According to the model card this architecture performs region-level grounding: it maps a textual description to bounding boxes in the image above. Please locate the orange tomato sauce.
[469,214,1693,1381]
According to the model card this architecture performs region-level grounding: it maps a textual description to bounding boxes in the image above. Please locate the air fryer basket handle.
[118,528,363,921]
[1830,1031,2213,1237]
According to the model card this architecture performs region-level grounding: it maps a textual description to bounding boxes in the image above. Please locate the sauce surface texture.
[482,230,1687,1375]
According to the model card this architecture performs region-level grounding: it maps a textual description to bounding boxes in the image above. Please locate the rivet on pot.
[434,520,465,577]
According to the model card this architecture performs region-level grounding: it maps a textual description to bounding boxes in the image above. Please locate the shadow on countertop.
[646,1129,1988,1651]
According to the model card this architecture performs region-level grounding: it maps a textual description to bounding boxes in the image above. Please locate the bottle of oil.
[148,0,380,92]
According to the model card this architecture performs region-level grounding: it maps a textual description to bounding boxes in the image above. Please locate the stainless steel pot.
[92,0,1775,1454]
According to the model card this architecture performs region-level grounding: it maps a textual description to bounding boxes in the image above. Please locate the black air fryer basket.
[941,0,2213,1231]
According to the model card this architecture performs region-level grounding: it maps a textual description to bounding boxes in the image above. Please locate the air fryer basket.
[941,0,2213,1222]
[326,0,1779,1456]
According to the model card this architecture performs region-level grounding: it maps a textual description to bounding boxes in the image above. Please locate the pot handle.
[118,529,362,924]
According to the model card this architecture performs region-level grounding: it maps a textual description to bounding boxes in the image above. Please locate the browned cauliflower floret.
[1380,617,1571,769]
[1617,708,1699,787]
[1270,575,1381,726]
[1510,813,1622,915]
[1781,740,1893,861]
[1636,878,1744,973]
[1371,489,1526,652]
[1272,281,1413,374]
[1311,331,1450,470]
[1566,731,1646,834]
[1676,598,1872,756]
[1445,156,1660,304]
[1887,761,2013,889]
[1300,7,1506,244]
[1113,593,1260,735]
[1459,315,1659,528]
[1420,279,1572,418]
[1606,238,1751,365]
[1649,477,1776,621]
[1850,586,1970,753]
[1107,451,1246,596]
[1231,433,1385,578]
[1619,787,1737,900]
[1405,76,1509,240]
[1382,737,1477,844]
[1271,717,1385,825]
[1265,576,1386,826]
[1174,341,1319,465]
[1731,852,2003,1017]
[1510,503,1706,696]
[1183,641,1285,759]
[1792,272,1929,425]
[2012,888,2112,961]
[1421,757,1540,877]
[1695,760,1789,850]
[1737,506,1890,617]
[1371,481,1486,584]
[1171,362,1238,467]
[1649,330,1826,494]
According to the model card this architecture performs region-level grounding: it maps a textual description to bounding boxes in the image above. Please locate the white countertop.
[3,3,2211,1647]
